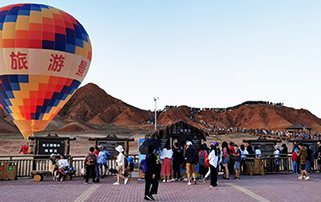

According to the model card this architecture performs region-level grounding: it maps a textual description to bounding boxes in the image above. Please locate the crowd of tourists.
[291,140,321,180]
[47,139,321,201]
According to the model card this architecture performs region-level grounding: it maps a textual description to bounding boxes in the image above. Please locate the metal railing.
[0,154,139,177]
[1,153,317,177]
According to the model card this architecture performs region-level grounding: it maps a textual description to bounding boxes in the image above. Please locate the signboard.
[37,139,65,155]
[97,140,125,158]
[161,138,168,149]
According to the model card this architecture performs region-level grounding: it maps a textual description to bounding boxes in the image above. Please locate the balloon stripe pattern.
[0,3,92,138]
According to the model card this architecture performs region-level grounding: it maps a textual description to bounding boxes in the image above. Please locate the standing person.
[254,146,261,158]
[144,145,159,201]
[292,147,298,174]
[274,145,280,172]
[97,145,111,181]
[49,154,58,181]
[222,141,230,180]
[84,147,97,184]
[198,144,209,180]
[297,143,310,180]
[281,144,288,171]
[208,141,219,187]
[172,142,183,181]
[233,144,241,180]
[240,144,248,173]
[293,140,300,172]
[113,145,129,185]
[203,143,221,182]
[317,141,321,173]
[94,147,100,182]
[305,145,312,174]
[228,142,235,174]
[246,143,254,155]
[161,143,173,182]
[184,141,198,185]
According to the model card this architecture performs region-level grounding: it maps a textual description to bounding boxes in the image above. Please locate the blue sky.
[2,1,321,118]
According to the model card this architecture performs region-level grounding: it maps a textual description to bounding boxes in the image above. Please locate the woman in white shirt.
[57,154,69,181]
[113,145,128,185]
[161,144,173,182]
[254,146,261,158]
[274,145,281,171]
[207,141,219,187]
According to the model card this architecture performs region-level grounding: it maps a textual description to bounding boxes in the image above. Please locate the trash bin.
[0,162,5,180]
[6,163,17,180]
[0,162,17,180]
[245,158,264,176]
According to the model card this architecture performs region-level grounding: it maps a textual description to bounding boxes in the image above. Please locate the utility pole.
[153,97,159,131]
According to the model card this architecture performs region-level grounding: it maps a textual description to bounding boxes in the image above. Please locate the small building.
[243,136,281,153]
[286,124,312,133]
[147,120,208,150]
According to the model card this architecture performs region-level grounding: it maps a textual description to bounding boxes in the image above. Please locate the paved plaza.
[1,174,321,202]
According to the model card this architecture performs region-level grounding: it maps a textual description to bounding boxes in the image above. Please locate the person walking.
[184,141,198,185]
[84,147,97,184]
[222,141,230,180]
[161,143,173,182]
[144,145,159,201]
[172,142,183,181]
[113,145,129,185]
[208,141,219,187]
[297,143,310,180]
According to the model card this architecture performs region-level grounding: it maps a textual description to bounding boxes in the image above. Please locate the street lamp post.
[153,97,159,131]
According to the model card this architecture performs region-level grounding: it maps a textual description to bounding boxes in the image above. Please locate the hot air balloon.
[0,3,92,138]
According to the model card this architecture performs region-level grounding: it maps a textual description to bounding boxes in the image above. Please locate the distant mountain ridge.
[0,83,321,134]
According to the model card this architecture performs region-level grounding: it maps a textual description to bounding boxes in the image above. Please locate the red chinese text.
[48,54,65,72]
[10,52,28,70]
[76,60,87,77]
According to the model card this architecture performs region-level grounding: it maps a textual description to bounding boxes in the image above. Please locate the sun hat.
[186,141,193,146]
[115,145,124,152]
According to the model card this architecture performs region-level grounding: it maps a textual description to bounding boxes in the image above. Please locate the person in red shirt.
[229,142,235,174]
[19,144,29,154]
[94,147,99,156]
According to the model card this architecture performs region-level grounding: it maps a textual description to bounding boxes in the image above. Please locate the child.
[292,148,298,174]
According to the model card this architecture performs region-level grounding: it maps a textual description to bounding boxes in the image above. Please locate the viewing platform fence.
[0,154,139,178]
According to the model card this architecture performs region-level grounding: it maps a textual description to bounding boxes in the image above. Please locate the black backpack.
[190,147,199,164]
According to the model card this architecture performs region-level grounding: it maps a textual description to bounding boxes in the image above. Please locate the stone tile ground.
[1,174,321,202]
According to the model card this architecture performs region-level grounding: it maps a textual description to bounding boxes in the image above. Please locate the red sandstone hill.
[157,104,321,132]
[0,82,321,134]
[56,83,153,131]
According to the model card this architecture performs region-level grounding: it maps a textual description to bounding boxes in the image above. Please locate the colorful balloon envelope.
[0,3,92,138]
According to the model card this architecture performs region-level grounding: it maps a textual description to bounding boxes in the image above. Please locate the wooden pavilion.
[147,120,208,150]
